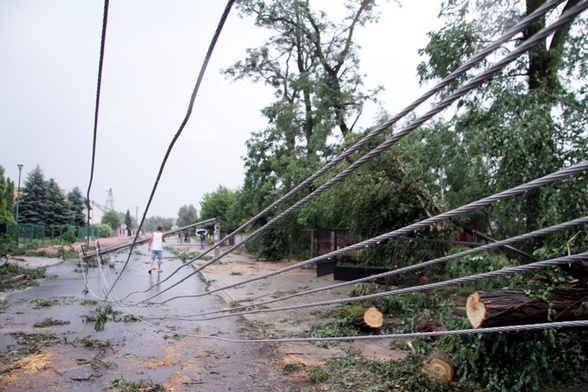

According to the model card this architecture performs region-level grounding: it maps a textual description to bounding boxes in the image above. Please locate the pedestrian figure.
[199,231,206,249]
[148,226,166,273]
[184,230,190,243]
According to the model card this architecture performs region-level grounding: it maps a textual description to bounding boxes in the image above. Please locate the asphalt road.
[0,244,305,392]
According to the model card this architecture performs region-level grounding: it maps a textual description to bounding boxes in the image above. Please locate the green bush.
[61,231,77,244]
[440,328,588,391]
[93,224,113,238]
[0,235,20,257]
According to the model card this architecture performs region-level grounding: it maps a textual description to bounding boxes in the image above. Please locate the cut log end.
[363,307,384,329]
[466,288,588,329]
[343,305,384,329]
[466,291,486,329]
[421,349,454,382]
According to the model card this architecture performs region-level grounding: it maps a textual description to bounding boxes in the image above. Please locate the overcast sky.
[0,0,442,222]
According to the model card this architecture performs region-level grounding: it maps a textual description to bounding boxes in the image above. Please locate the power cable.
[105,0,235,299]
[78,241,588,344]
[79,1,578,342]
[85,0,109,246]
[159,320,588,344]
[149,161,587,305]
[114,0,568,299]
[175,0,568,265]
[130,0,588,304]
[194,251,588,321]
[186,216,588,318]
[108,219,217,301]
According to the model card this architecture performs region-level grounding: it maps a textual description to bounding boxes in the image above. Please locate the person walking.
[199,231,206,249]
[148,226,166,273]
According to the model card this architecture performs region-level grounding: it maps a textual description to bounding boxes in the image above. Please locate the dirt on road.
[0,239,313,392]
[1,236,407,391]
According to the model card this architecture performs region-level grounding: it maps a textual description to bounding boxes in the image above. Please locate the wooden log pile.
[419,252,588,382]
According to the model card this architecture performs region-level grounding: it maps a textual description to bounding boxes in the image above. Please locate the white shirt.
[150,232,164,251]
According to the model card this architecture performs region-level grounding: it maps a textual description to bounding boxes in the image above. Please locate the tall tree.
[44,178,69,230]
[18,165,46,225]
[199,186,237,232]
[124,209,133,235]
[415,2,588,390]
[66,187,86,227]
[416,0,588,247]
[176,204,198,228]
[0,166,16,224]
[227,0,380,194]
[226,0,383,258]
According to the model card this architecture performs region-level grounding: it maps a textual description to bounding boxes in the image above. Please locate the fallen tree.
[466,288,588,328]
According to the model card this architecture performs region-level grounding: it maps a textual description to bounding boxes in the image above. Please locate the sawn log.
[342,304,384,329]
[467,288,588,328]
[421,348,454,381]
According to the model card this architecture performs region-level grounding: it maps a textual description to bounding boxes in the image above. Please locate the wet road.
[0,244,297,391]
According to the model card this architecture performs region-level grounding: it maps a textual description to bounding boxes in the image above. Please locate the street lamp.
[16,164,23,224]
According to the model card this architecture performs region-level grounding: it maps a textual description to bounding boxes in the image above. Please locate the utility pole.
[16,163,23,223]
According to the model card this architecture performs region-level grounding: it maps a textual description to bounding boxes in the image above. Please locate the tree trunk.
[343,305,384,329]
[421,348,454,381]
[362,307,384,329]
[467,288,588,328]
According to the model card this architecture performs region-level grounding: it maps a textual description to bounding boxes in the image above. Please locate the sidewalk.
[190,245,407,370]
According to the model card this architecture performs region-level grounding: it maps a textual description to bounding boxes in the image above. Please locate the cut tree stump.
[467,288,588,328]
[421,348,454,381]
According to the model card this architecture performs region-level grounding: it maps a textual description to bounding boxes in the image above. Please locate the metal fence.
[77,226,103,241]
[6,223,46,247]
[289,228,360,261]
[50,225,76,243]
[2,224,104,247]
[288,228,456,270]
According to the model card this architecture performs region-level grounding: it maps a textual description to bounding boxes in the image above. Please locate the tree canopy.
[416,0,588,248]
[199,186,238,232]
[226,0,383,257]
[18,165,46,226]
[14,165,87,231]
[101,210,121,232]
[176,204,198,228]
[144,216,173,232]
[0,166,15,225]
[212,2,588,388]
[66,187,87,227]
[124,209,134,234]
[44,178,69,228]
